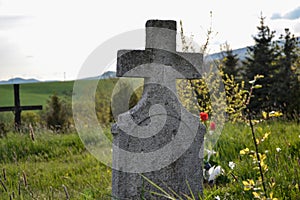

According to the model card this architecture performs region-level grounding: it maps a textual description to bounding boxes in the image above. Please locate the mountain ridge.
[208,36,300,61]
[0,71,117,85]
[0,77,40,85]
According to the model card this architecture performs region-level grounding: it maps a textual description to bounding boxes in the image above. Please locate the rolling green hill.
[0,78,141,127]
[0,78,127,108]
[0,81,75,107]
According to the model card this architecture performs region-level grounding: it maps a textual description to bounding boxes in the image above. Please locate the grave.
[0,84,42,131]
[111,20,205,199]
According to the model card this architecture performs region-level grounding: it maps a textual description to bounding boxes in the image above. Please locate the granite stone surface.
[112,19,205,200]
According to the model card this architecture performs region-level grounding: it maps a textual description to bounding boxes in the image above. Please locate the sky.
[0,0,299,81]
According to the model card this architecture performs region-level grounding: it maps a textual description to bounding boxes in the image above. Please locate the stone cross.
[0,84,42,131]
[112,20,205,199]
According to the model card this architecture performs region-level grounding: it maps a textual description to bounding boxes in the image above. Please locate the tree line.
[220,15,299,119]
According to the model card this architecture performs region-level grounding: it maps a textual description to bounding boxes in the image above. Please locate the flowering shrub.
[201,75,298,199]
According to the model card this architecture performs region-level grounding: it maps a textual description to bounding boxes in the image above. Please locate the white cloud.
[271,6,300,20]
[284,6,300,19]
[271,13,282,20]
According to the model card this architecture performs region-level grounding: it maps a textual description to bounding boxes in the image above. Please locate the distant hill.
[208,47,248,61]
[0,77,40,85]
[208,36,300,62]
[99,71,116,79]
[82,71,116,81]
[0,71,117,85]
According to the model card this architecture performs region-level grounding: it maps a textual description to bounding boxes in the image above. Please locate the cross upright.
[112,19,205,199]
[117,20,202,93]
[0,84,42,131]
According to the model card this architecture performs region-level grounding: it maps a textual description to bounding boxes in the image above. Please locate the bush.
[0,113,13,135]
[42,94,72,132]
[0,122,8,137]
[21,111,40,127]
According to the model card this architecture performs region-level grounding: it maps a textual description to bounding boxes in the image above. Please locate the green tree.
[275,29,300,118]
[96,79,141,125]
[44,94,70,132]
[221,43,240,80]
[243,15,277,115]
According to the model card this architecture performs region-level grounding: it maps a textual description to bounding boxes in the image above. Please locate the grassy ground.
[204,121,300,199]
[0,121,299,199]
[0,131,112,199]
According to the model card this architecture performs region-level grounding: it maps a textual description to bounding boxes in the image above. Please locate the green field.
[0,81,74,107]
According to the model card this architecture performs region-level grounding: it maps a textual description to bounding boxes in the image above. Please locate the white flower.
[215,196,220,200]
[228,161,236,170]
[208,165,223,182]
[276,147,281,152]
[205,149,216,162]
[265,150,269,154]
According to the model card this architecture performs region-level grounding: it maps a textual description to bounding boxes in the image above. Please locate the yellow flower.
[269,111,283,118]
[261,132,271,142]
[252,192,260,198]
[262,111,268,119]
[243,179,255,191]
[270,192,278,200]
[253,84,262,89]
[260,153,266,161]
[256,138,260,145]
[262,111,283,119]
[240,148,250,155]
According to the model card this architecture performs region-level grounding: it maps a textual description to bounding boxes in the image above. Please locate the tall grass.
[0,130,112,199]
[0,122,299,199]
[205,121,300,199]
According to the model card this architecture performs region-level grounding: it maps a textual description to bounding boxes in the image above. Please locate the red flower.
[200,112,208,121]
[210,121,216,131]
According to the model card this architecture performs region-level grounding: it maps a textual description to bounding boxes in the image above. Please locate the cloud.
[0,15,32,30]
[271,6,300,20]
[271,13,282,20]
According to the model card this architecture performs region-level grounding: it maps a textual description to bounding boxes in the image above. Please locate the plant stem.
[247,110,268,198]
[0,178,7,192]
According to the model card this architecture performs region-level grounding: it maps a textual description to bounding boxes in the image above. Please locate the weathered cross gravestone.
[112,20,205,199]
[0,84,42,131]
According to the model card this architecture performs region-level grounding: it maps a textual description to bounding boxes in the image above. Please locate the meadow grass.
[0,121,299,199]
[204,121,300,199]
[0,131,112,199]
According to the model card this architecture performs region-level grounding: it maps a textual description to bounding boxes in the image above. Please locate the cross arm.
[0,107,16,112]
[0,105,42,112]
[21,105,43,111]
[117,49,203,79]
